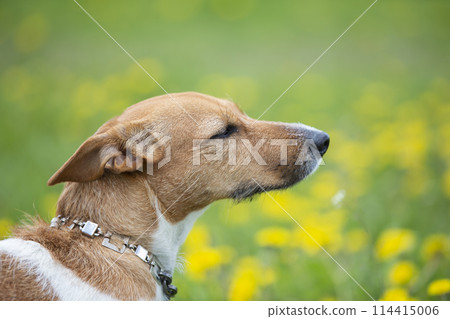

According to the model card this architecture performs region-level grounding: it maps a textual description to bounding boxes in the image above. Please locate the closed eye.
[210,124,238,139]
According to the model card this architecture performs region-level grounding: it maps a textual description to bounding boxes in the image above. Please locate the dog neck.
[55,173,206,273]
[150,203,207,272]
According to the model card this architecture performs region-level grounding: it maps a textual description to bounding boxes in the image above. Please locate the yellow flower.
[184,224,232,280]
[427,279,450,296]
[388,261,417,285]
[375,229,416,261]
[255,227,289,248]
[185,246,232,280]
[228,257,275,301]
[260,192,301,221]
[184,224,211,252]
[379,287,414,301]
[421,234,450,260]
[290,210,345,255]
[0,219,13,238]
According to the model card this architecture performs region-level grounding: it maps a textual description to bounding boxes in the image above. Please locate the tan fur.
[0,92,328,300]
[12,220,156,300]
[0,253,56,300]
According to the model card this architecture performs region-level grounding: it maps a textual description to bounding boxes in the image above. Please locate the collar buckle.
[148,256,178,299]
[158,270,178,298]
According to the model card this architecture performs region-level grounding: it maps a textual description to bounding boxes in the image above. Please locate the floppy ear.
[47,125,166,186]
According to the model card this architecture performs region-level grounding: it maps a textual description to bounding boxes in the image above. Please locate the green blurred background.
[0,0,449,300]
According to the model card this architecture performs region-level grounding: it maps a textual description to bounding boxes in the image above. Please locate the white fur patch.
[151,206,208,273]
[0,238,116,301]
[148,206,208,301]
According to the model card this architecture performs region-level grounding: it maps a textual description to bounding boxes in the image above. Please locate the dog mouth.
[230,168,317,201]
[230,183,278,201]
[230,155,321,201]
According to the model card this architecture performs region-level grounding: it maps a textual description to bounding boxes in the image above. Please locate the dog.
[0,92,329,300]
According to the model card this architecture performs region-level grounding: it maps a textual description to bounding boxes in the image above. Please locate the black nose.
[313,132,330,156]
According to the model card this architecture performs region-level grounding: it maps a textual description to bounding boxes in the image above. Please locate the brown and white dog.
[0,92,329,300]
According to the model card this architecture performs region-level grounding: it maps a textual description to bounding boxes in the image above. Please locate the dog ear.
[47,124,166,186]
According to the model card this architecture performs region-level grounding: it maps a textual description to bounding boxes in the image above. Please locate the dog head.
[48,92,329,220]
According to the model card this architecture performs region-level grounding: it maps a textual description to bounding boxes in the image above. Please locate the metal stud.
[81,221,98,238]
[50,217,60,228]
[134,245,149,262]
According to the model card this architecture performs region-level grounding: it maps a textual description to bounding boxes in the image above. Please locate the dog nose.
[313,132,330,156]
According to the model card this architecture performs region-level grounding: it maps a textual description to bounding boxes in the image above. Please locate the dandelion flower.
[427,278,450,296]
[184,224,232,279]
[375,229,415,261]
[255,227,289,248]
[380,287,414,301]
[421,234,450,260]
[184,224,211,251]
[388,261,417,285]
[290,210,345,254]
[228,257,275,300]
[0,219,13,238]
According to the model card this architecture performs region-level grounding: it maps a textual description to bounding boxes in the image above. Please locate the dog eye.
[210,124,238,139]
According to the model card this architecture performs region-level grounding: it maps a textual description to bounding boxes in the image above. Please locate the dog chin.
[231,160,321,201]
[301,159,320,179]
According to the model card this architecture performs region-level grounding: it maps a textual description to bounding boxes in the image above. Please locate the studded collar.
[50,215,177,300]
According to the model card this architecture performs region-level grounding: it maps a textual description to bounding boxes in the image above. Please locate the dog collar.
[50,215,177,299]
